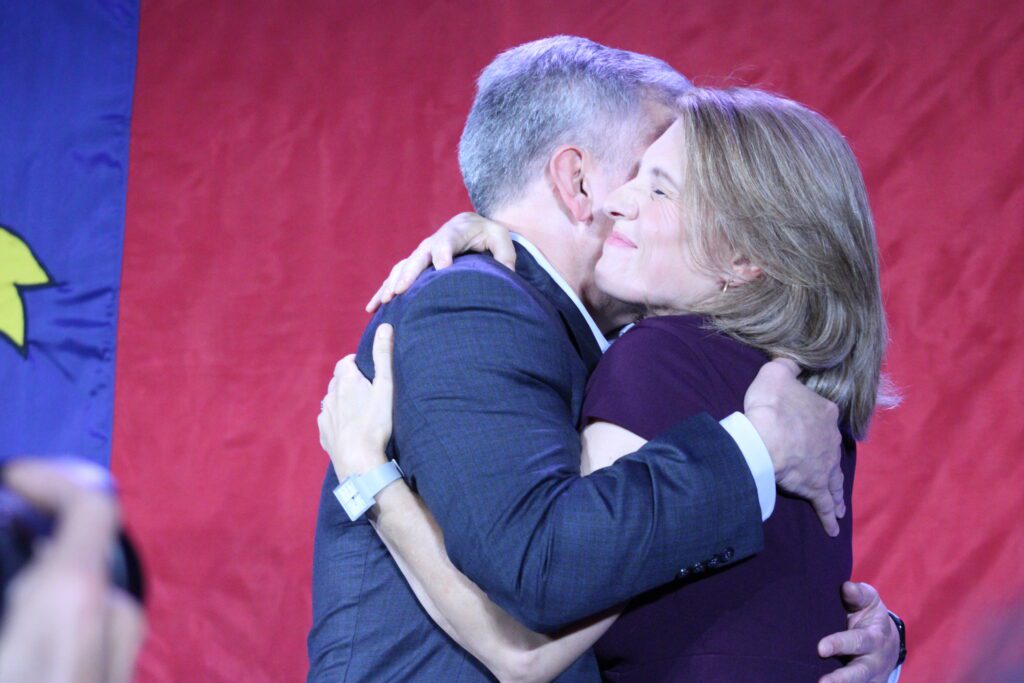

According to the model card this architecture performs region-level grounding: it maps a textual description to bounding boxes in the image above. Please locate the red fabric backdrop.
[111,1,1024,681]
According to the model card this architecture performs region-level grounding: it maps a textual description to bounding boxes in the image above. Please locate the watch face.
[334,480,369,521]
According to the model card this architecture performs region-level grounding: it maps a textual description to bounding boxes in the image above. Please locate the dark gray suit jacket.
[308,245,764,681]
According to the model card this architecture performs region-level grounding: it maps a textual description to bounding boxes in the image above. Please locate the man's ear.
[548,145,593,223]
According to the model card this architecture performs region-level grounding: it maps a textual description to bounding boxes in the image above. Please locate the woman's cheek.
[596,254,634,300]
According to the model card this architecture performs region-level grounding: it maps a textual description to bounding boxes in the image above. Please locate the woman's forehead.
[640,119,686,176]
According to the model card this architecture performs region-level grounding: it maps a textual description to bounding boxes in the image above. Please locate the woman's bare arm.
[318,326,646,682]
[365,212,516,312]
[367,482,617,683]
[580,420,648,474]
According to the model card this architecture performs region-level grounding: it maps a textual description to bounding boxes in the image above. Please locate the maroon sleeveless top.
[583,315,855,682]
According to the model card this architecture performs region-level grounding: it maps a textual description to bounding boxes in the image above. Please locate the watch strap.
[333,460,404,522]
[888,611,907,666]
[358,460,404,499]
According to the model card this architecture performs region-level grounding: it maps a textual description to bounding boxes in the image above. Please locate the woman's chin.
[593,267,636,306]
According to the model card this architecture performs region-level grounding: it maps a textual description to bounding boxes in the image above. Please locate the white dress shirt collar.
[510,233,610,353]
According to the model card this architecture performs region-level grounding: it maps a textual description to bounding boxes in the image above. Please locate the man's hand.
[366,212,516,312]
[818,582,900,683]
[744,359,845,536]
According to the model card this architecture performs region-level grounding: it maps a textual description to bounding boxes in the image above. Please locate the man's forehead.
[587,101,677,181]
[626,104,678,174]
[644,102,678,141]
[622,159,642,182]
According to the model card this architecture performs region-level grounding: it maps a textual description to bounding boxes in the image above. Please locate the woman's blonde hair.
[679,87,898,439]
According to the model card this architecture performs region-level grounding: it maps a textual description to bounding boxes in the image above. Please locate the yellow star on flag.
[0,226,52,352]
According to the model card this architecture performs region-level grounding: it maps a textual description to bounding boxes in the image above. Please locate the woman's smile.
[605,231,637,249]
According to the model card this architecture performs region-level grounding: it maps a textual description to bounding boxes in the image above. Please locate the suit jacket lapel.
[512,243,604,375]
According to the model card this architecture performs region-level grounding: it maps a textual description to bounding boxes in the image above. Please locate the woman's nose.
[603,186,638,221]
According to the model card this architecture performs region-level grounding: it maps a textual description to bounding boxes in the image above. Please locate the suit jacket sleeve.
[369,263,763,633]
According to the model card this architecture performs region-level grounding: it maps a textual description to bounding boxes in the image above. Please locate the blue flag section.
[0,1,139,465]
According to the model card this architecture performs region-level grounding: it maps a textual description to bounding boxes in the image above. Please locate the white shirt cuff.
[720,412,775,521]
[888,664,902,683]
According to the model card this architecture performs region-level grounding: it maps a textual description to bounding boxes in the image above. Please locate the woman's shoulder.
[612,314,765,368]
[583,315,770,435]
[599,315,708,377]
[584,316,754,435]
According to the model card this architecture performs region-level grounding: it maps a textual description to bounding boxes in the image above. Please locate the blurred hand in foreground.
[0,458,144,683]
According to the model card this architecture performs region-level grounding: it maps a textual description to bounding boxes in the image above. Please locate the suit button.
[723,547,734,561]
[677,567,690,579]
[690,562,705,575]
[707,557,720,568]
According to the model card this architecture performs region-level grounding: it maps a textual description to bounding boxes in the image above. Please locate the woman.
[320,87,895,681]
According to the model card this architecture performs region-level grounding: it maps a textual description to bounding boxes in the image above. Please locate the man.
[310,36,901,681]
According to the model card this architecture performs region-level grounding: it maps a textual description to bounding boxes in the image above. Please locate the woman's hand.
[318,324,396,479]
[365,213,516,312]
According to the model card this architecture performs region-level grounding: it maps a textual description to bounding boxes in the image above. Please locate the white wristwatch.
[333,460,405,521]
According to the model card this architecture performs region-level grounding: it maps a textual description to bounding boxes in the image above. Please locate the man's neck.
[488,206,588,298]
[489,202,641,335]
[586,290,645,335]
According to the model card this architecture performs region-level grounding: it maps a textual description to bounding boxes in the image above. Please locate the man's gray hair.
[459,36,690,216]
